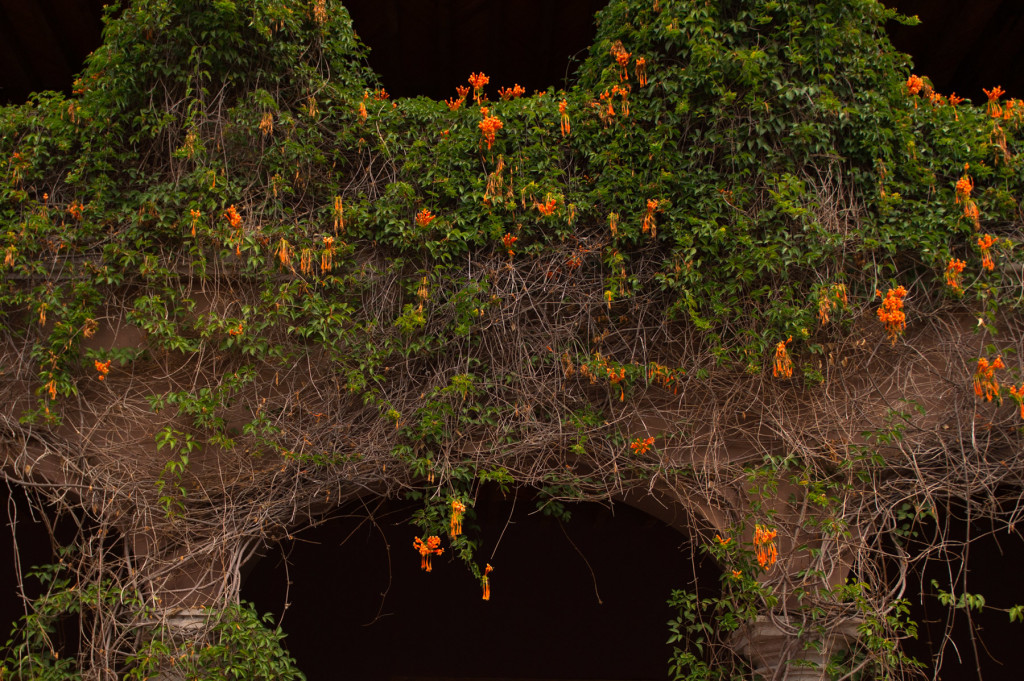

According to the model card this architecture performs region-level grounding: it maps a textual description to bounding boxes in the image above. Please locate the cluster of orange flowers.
[447,85,470,111]
[974,355,1004,403]
[978,234,997,271]
[224,205,242,229]
[945,258,966,294]
[94,359,111,381]
[610,41,631,81]
[1009,384,1024,419]
[559,100,570,137]
[984,85,1006,117]
[189,208,201,237]
[955,164,980,228]
[227,322,244,337]
[501,232,517,257]
[68,201,84,221]
[608,212,619,237]
[772,337,793,379]
[498,84,525,101]
[321,235,335,272]
[535,198,557,216]
[416,208,436,227]
[413,536,444,572]
[630,436,655,455]
[641,199,659,237]
[906,74,924,96]
[647,362,682,394]
[481,564,493,600]
[876,286,907,344]
[333,196,345,233]
[468,72,489,102]
[478,108,503,150]
[817,283,848,324]
[277,238,292,268]
[577,353,627,399]
[753,524,778,569]
[635,57,648,87]
[450,500,466,537]
[259,112,274,136]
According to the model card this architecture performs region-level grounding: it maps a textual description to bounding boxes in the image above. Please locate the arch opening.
[242,488,719,680]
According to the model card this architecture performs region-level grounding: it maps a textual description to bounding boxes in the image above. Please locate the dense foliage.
[3,0,1024,678]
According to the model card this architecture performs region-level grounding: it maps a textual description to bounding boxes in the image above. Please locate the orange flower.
[228,322,243,337]
[535,198,557,216]
[876,286,908,344]
[189,209,201,237]
[772,337,793,378]
[610,41,630,81]
[358,101,367,121]
[224,204,242,229]
[416,208,436,227]
[94,359,111,380]
[945,258,966,294]
[629,436,655,455]
[498,84,526,101]
[559,99,570,137]
[608,212,619,237]
[954,170,973,205]
[450,499,466,537]
[984,85,1005,117]
[978,234,997,271]
[1009,384,1024,419]
[277,238,292,267]
[478,114,503,150]
[501,232,518,258]
[68,201,84,221]
[817,283,848,324]
[906,74,924,96]
[731,570,743,579]
[481,564,493,600]
[333,196,344,233]
[413,535,444,572]
[468,72,489,102]
[641,199,659,238]
[321,235,335,272]
[974,356,1004,403]
[753,524,778,569]
[715,534,732,546]
[635,57,648,87]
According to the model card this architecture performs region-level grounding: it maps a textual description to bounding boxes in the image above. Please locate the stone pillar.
[730,616,861,680]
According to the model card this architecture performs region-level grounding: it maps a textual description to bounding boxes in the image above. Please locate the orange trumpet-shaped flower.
[1009,384,1024,419]
[817,283,848,324]
[641,199,659,238]
[984,85,1006,117]
[876,286,908,344]
[479,114,503,150]
[501,232,518,257]
[610,41,630,81]
[954,172,973,204]
[416,208,436,227]
[321,235,335,272]
[715,534,732,546]
[481,564,493,600]
[906,74,924,96]
[94,359,111,381]
[450,499,466,537]
[635,57,648,87]
[978,234,997,271]
[753,524,778,569]
[630,436,655,455]
[608,212,619,237]
[413,536,444,572]
[224,204,242,229]
[974,355,1005,403]
[535,198,557,216]
[559,99,570,137]
[945,258,966,294]
[772,337,793,378]
[498,84,526,101]
[468,72,489,102]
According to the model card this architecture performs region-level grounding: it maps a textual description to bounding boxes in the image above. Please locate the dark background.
[0,0,1022,105]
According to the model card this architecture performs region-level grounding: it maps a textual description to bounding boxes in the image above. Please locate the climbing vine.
[3,0,1024,677]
